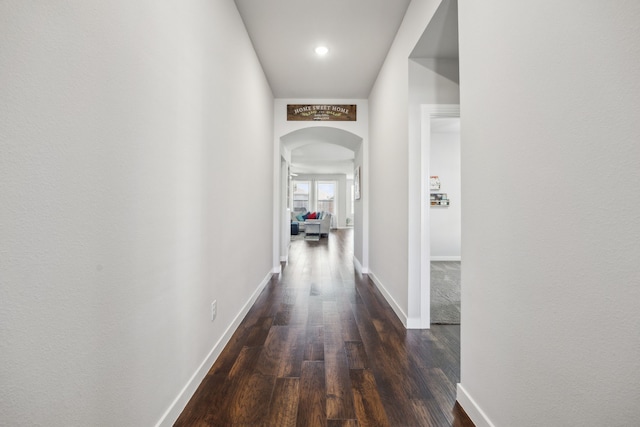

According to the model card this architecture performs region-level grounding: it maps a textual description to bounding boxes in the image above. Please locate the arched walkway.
[274,125,368,277]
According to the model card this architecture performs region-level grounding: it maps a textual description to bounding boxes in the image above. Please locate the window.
[292,181,310,213]
[316,181,336,214]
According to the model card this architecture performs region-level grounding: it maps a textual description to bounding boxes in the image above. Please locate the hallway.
[175,229,473,426]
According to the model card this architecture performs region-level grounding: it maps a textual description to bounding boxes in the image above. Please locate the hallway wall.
[0,1,273,426]
[354,145,365,268]
[457,1,640,425]
[368,0,443,325]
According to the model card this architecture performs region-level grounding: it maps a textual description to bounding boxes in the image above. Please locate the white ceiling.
[281,126,362,151]
[291,144,355,177]
[234,0,412,99]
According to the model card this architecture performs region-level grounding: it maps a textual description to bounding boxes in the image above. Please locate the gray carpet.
[431,261,461,324]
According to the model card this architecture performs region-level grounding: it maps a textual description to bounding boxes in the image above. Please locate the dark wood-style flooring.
[175,229,474,426]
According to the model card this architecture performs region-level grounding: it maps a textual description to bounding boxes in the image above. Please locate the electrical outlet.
[211,300,217,321]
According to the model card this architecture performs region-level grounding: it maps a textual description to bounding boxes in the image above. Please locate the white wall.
[369,0,450,326]
[346,178,354,226]
[280,157,290,261]
[353,146,366,271]
[457,1,640,426]
[429,121,461,259]
[0,1,274,426]
[409,59,460,105]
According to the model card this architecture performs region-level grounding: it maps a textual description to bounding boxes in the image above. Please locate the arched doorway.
[273,126,368,274]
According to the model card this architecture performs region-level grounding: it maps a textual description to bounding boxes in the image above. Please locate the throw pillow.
[296,214,305,222]
[308,212,317,220]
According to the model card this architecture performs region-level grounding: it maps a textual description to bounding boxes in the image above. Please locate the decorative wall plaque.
[287,104,357,121]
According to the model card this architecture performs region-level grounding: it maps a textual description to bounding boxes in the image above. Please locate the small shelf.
[430,193,449,207]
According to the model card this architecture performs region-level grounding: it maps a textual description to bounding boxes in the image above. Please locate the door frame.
[408,104,460,329]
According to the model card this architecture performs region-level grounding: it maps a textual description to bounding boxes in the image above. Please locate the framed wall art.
[430,176,441,190]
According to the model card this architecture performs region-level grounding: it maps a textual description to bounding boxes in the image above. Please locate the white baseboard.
[155,271,274,427]
[431,256,461,261]
[406,316,426,329]
[456,383,496,427]
[367,270,408,328]
[353,256,368,275]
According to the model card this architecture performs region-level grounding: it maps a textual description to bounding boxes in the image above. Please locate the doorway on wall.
[429,117,461,325]
[278,126,364,265]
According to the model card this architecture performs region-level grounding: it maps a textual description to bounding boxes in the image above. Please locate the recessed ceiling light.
[315,46,329,56]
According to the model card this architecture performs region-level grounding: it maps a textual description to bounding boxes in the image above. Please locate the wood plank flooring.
[175,229,474,426]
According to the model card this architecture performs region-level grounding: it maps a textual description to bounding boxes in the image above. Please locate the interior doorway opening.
[410,104,460,329]
[429,117,461,325]
[276,126,365,268]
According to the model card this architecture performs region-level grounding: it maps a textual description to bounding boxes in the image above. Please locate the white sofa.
[291,211,332,237]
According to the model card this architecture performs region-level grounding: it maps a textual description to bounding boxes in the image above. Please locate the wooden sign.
[287,104,357,121]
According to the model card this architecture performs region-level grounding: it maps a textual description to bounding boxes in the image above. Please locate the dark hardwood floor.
[175,229,474,426]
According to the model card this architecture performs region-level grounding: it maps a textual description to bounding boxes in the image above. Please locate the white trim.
[271,263,282,274]
[353,256,368,275]
[156,272,273,427]
[416,104,460,328]
[361,136,369,273]
[407,102,424,328]
[456,384,496,427]
[423,104,461,118]
[272,143,282,273]
[431,256,461,261]
[406,316,423,329]
[419,108,431,328]
[368,270,408,327]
